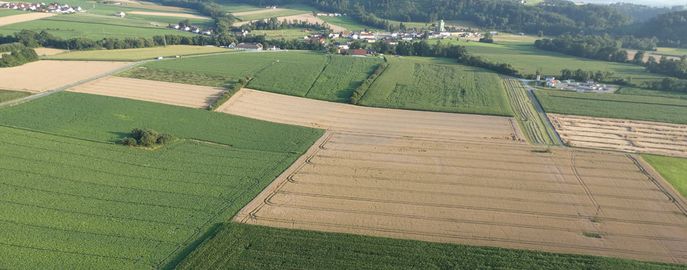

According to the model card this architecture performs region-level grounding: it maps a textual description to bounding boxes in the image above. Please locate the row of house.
[168,23,213,35]
[0,2,83,13]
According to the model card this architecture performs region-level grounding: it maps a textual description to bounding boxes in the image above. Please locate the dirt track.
[227,89,687,264]
[0,12,55,27]
[0,60,129,93]
[69,76,223,108]
[219,89,523,141]
[550,114,687,157]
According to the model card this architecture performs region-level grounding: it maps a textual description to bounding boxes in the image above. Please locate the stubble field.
[0,60,130,92]
[549,114,687,157]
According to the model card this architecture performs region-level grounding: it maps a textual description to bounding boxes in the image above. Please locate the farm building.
[236,43,263,51]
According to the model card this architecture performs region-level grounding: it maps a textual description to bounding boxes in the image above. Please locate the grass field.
[232,4,315,21]
[503,78,557,144]
[0,92,322,268]
[0,90,30,103]
[177,223,685,270]
[46,45,231,61]
[656,47,687,57]
[535,89,687,124]
[122,51,383,102]
[359,56,513,116]
[617,87,687,100]
[251,29,310,40]
[434,39,667,85]
[0,13,198,39]
[643,155,687,198]
[0,9,25,17]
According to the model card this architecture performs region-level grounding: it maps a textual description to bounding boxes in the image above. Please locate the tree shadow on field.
[108,131,130,142]
[160,223,224,270]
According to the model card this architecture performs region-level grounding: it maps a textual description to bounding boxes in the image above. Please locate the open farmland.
[440,40,668,85]
[503,78,559,145]
[0,12,54,27]
[360,57,513,116]
[0,92,322,268]
[0,13,198,39]
[236,131,687,264]
[535,89,687,125]
[69,76,224,108]
[219,89,522,141]
[47,45,231,61]
[124,51,384,103]
[127,11,209,19]
[178,223,685,270]
[0,60,130,93]
[231,5,315,21]
[549,114,687,157]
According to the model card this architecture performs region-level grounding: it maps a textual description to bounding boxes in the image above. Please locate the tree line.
[243,17,330,31]
[0,46,38,68]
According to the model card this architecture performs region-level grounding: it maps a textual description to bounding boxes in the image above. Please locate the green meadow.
[0,92,322,269]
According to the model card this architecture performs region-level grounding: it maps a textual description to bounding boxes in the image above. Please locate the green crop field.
[0,9,25,17]
[643,155,687,198]
[123,51,382,102]
[0,90,30,103]
[535,89,687,124]
[359,56,513,116]
[617,87,687,100]
[233,4,315,21]
[434,39,667,85]
[0,92,322,269]
[47,45,231,61]
[0,13,197,39]
[656,47,687,57]
[177,223,684,270]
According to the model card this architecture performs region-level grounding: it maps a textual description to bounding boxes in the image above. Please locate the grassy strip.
[503,79,554,145]
[208,79,247,111]
[118,68,229,87]
[177,223,685,269]
[350,61,388,104]
[642,155,687,198]
[0,90,31,103]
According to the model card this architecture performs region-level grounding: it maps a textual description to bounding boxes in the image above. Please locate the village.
[0,1,83,13]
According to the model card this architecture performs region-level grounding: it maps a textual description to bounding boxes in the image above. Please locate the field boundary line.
[302,54,332,97]
[630,155,687,217]
[522,80,564,145]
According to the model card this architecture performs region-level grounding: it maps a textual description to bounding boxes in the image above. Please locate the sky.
[580,0,687,6]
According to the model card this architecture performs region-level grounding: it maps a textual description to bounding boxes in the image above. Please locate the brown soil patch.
[0,60,129,93]
[228,89,687,264]
[626,50,681,63]
[34,47,66,56]
[233,8,286,17]
[549,114,687,157]
[69,76,223,108]
[219,88,523,141]
[0,12,55,27]
[236,131,687,264]
[128,11,209,20]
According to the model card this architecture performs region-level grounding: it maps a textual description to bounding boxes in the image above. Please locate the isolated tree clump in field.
[119,128,174,147]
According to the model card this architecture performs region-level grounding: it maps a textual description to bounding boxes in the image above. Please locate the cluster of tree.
[236,35,325,51]
[0,42,25,52]
[3,30,239,50]
[608,3,682,23]
[646,56,687,80]
[0,47,38,67]
[479,32,494,44]
[619,36,657,51]
[119,128,174,147]
[643,77,687,93]
[208,78,248,110]
[633,10,687,48]
[560,69,614,82]
[245,17,330,31]
[350,62,388,104]
[534,35,628,63]
[229,0,631,36]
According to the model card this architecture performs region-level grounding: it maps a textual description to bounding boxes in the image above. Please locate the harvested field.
[0,60,129,92]
[0,12,54,27]
[550,114,687,157]
[233,8,287,17]
[69,76,224,108]
[33,47,65,56]
[219,89,522,141]
[236,132,687,264]
[233,13,346,32]
[128,11,209,19]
